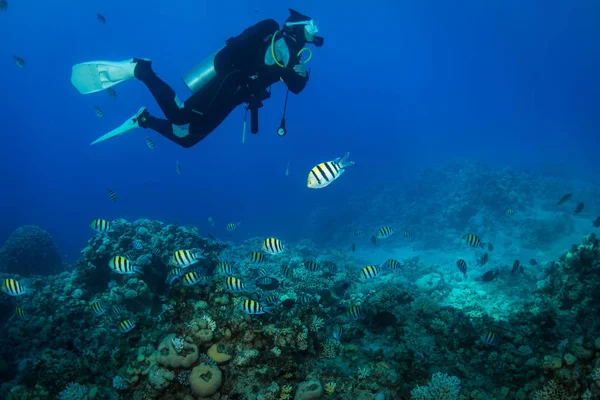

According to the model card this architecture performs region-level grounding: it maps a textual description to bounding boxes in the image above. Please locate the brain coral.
[0,225,62,276]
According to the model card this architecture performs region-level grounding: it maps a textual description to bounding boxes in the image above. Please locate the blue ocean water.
[0,1,599,263]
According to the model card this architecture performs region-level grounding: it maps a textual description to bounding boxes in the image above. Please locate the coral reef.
[0,225,63,276]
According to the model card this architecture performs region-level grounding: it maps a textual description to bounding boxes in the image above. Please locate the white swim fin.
[91,107,147,145]
[71,59,138,94]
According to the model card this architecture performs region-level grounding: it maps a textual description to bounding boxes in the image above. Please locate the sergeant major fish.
[1,279,26,296]
[240,299,272,315]
[462,233,484,248]
[108,256,143,274]
[261,237,285,255]
[307,152,355,189]
[89,218,112,233]
[170,249,205,268]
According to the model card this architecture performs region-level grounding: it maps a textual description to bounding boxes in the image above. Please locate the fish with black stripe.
[263,295,280,305]
[118,319,136,333]
[89,218,112,233]
[346,305,365,320]
[93,105,104,118]
[371,226,393,244]
[332,324,344,341]
[403,231,412,238]
[383,258,401,270]
[240,299,272,315]
[15,306,29,321]
[573,202,584,215]
[170,249,205,268]
[226,222,241,231]
[225,277,249,293]
[248,251,265,264]
[477,253,489,266]
[297,295,314,304]
[181,270,206,286]
[511,260,523,274]
[355,229,364,237]
[90,301,106,316]
[145,137,155,150]
[359,265,381,280]
[107,87,117,98]
[131,240,144,250]
[176,161,182,175]
[481,331,498,346]
[261,237,285,255]
[506,208,515,216]
[13,56,25,68]
[108,188,117,202]
[215,262,233,275]
[461,233,484,248]
[108,255,143,274]
[456,259,467,276]
[307,152,355,189]
[280,265,293,279]
[304,260,319,272]
[166,267,184,285]
[1,279,25,296]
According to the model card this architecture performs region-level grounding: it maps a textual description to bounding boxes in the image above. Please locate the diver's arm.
[281,65,309,94]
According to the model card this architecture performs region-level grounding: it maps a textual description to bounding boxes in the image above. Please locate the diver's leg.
[138,112,198,148]
[133,59,191,125]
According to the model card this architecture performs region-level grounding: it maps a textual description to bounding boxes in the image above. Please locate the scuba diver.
[70,9,324,148]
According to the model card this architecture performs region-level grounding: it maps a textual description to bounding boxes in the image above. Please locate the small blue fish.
[131,240,144,250]
[112,306,122,318]
[90,301,105,316]
[481,331,498,346]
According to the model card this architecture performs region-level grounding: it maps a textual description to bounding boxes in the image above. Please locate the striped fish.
[215,262,232,275]
[240,299,272,315]
[280,265,293,279]
[456,259,467,275]
[477,253,489,266]
[307,152,355,189]
[89,218,112,233]
[13,56,25,68]
[1,279,25,296]
[383,258,401,270]
[248,251,265,264]
[112,306,122,318]
[573,202,584,215]
[181,271,204,286]
[332,324,343,341]
[264,295,280,304]
[176,161,182,175]
[297,295,314,304]
[225,277,247,292]
[170,249,205,268]
[304,260,319,272]
[346,305,365,320]
[256,276,276,286]
[131,240,144,250]
[145,137,155,150]
[166,267,183,285]
[481,331,498,346]
[403,231,412,238]
[93,105,104,118]
[376,226,394,239]
[90,301,105,316]
[461,233,483,248]
[355,229,364,236]
[359,265,381,280]
[15,307,29,321]
[226,222,240,232]
[108,188,117,202]
[107,87,117,98]
[118,319,136,333]
[261,237,284,255]
[511,260,523,274]
[108,256,142,274]
[258,268,271,277]
[506,208,514,215]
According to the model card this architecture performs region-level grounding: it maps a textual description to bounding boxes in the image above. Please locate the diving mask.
[285,19,319,36]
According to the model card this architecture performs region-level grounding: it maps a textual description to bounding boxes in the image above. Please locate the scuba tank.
[181,47,224,93]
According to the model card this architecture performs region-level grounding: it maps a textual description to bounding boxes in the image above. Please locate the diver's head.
[284,9,324,47]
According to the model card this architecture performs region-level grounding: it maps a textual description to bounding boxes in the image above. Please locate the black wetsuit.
[136,19,309,148]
